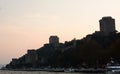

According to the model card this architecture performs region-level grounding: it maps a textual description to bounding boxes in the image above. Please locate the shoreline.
[0,68,107,73]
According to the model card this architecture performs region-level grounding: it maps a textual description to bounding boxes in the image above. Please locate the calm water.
[0,70,106,74]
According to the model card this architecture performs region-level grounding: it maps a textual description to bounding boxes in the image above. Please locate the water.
[0,70,106,74]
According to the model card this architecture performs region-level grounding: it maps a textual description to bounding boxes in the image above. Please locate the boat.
[106,58,120,74]
[64,68,75,72]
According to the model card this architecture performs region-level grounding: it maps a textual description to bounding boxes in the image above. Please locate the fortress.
[5,16,120,69]
[99,16,116,35]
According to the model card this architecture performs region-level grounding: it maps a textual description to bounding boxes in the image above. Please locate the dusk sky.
[0,0,120,64]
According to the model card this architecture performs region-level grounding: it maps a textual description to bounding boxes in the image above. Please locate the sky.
[0,0,120,64]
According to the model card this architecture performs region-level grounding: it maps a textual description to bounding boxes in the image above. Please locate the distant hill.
[5,32,120,69]
[0,64,6,69]
[5,16,120,69]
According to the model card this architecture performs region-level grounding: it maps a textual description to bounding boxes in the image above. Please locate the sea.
[0,70,106,74]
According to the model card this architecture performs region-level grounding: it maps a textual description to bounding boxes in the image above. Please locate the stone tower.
[99,16,116,35]
[49,35,59,47]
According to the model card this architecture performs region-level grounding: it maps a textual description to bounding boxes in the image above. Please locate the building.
[99,16,116,35]
[25,49,38,64]
[49,36,59,44]
[11,58,18,66]
[49,36,59,47]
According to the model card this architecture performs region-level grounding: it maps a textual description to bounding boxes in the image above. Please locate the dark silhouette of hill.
[5,16,120,69]
[5,32,120,69]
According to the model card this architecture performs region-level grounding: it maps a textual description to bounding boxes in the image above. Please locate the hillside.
[5,32,120,69]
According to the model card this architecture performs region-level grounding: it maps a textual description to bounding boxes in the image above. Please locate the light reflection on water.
[0,70,106,74]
